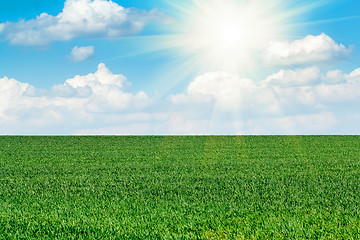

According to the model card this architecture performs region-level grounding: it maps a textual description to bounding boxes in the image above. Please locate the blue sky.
[1,0,360,135]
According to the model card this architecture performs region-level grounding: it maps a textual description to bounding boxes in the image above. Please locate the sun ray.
[286,15,360,28]
[278,0,333,19]
[164,0,298,73]
[104,0,333,100]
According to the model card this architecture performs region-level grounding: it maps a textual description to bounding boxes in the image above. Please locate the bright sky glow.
[178,0,284,72]
[152,0,309,76]
[0,0,360,135]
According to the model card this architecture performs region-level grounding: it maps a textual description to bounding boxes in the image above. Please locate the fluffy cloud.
[166,66,360,134]
[0,0,168,45]
[260,67,360,107]
[247,112,338,135]
[0,77,34,122]
[263,33,351,66]
[70,46,94,61]
[54,63,149,112]
[346,68,360,83]
[171,72,279,114]
[314,68,360,103]
[269,67,360,107]
[186,72,255,109]
[263,66,321,87]
[0,63,149,131]
[2,64,360,134]
[171,66,360,119]
[324,70,346,84]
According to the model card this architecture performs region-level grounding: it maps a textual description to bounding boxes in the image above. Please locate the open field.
[0,136,360,239]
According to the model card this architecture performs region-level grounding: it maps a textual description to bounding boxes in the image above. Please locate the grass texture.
[0,136,360,239]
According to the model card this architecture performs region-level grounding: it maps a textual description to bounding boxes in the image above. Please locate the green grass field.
[1,136,360,239]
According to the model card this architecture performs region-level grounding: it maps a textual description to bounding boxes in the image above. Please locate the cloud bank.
[168,66,360,134]
[2,63,360,134]
[0,0,168,45]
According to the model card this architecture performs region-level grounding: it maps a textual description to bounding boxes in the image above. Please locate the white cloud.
[313,72,360,104]
[324,70,345,84]
[174,71,279,113]
[70,46,94,61]
[247,112,338,135]
[265,67,360,107]
[346,68,360,83]
[56,63,149,112]
[263,66,321,87]
[171,66,360,122]
[0,23,4,33]
[0,0,168,45]
[65,63,128,89]
[0,77,33,122]
[186,71,255,109]
[74,113,211,135]
[0,63,149,133]
[263,33,351,66]
[2,64,360,134]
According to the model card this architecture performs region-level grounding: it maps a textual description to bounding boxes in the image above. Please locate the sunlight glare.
[176,0,287,72]
[220,23,243,45]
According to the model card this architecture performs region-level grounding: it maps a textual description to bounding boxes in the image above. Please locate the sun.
[220,23,243,45]
[189,1,250,48]
[173,0,289,73]
[124,0,312,77]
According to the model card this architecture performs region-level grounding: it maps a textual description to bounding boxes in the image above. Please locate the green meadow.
[0,136,360,239]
